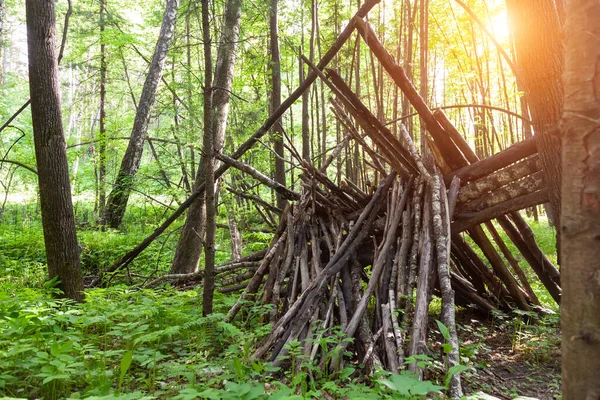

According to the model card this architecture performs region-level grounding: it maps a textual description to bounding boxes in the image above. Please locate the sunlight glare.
[491,10,509,42]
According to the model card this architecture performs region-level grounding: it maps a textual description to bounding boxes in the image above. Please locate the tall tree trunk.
[26,0,83,301]
[0,0,4,85]
[98,0,107,211]
[270,0,285,209]
[300,46,310,161]
[100,0,179,229]
[418,0,428,153]
[171,0,242,275]
[202,0,216,315]
[506,0,563,226]
[561,1,600,397]
[402,0,417,139]
[170,0,212,276]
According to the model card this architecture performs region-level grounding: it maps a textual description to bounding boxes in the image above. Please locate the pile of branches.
[89,1,560,397]
[218,11,561,399]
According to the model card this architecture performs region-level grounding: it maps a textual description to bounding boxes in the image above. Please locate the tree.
[170,0,243,275]
[270,0,286,210]
[0,0,4,85]
[506,0,563,225]
[98,0,107,212]
[561,0,600,397]
[26,0,83,301]
[100,0,179,229]
[200,0,215,316]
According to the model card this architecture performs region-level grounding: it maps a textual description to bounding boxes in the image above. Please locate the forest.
[0,0,599,398]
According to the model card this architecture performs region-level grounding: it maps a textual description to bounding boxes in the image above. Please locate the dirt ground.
[456,308,561,399]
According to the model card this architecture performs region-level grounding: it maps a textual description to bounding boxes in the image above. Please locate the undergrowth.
[0,203,560,399]
[0,283,448,399]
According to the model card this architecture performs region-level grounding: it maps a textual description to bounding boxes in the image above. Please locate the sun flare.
[491,10,509,41]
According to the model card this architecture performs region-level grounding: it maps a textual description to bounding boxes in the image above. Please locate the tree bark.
[418,0,429,153]
[300,47,310,161]
[169,0,212,276]
[561,1,600,397]
[100,0,179,228]
[171,0,242,275]
[270,0,285,209]
[26,0,83,301]
[0,0,4,85]
[506,0,563,226]
[201,0,217,316]
[98,0,107,211]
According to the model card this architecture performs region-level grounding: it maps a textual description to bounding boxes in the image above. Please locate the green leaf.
[445,364,470,386]
[118,350,133,390]
[410,380,444,395]
[442,343,453,354]
[339,366,355,380]
[42,374,69,384]
[436,320,450,340]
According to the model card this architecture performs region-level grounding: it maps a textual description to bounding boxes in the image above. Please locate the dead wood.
[456,156,541,204]
[458,171,545,214]
[445,136,538,184]
[452,189,549,233]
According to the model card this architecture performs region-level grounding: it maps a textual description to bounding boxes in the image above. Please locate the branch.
[0,159,38,175]
[385,104,533,126]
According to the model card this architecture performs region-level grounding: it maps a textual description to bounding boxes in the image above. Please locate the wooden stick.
[226,224,289,322]
[456,156,541,204]
[252,172,396,360]
[432,173,462,398]
[459,171,545,213]
[445,137,537,184]
[324,69,418,176]
[217,153,300,201]
[408,189,434,376]
[434,109,479,164]
[467,226,530,310]
[497,215,561,304]
[354,17,467,170]
[452,189,549,233]
[345,176,408,339]
[484,222,541,306]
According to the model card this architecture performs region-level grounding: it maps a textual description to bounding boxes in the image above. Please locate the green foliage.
[0,283,253,398]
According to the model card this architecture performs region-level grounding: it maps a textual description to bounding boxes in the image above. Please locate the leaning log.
[445,136,538,184]
[354,17,467,170]
[452,189,549,233]
[458,171,545,214]
[456,156,541,204]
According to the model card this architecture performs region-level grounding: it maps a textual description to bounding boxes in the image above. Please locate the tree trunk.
[171,0,242,275]
[98,0,107,211]
[561,1,600,397]
[300,46,310,161]
[506,0,563,226]
[270,0,285,209]
[0,0,4,85]
[418,0,428,153]
[100,0,179,228]
[26,0,83,301]
[202,9,216,316]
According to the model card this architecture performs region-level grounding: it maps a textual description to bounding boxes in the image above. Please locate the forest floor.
[457,308,561,399]
[0,205,561,399]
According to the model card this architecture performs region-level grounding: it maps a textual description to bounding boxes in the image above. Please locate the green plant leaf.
[118,350,133,391]
[436,320,450,341]
[445,364,470,387]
